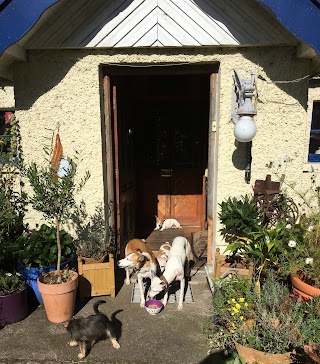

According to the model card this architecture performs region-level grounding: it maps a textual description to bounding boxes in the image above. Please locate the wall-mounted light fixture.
[231,70,257,183]
[231,70,257,142]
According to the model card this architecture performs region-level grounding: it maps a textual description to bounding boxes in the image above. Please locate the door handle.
[161,169,173,177]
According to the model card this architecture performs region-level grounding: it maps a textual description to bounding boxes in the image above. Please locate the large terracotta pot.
[290,274,320,299]
[0,286,28,326]
[37,270,78,323]
[235,342,291,364]
[17,254,74,305]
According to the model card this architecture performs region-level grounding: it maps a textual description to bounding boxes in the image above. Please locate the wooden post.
[214,248,222,278]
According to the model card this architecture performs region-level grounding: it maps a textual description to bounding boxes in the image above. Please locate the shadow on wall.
[14,44,309,112]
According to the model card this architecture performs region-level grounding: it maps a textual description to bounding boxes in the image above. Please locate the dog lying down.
[64,300,121,359]
[154,216,182,231]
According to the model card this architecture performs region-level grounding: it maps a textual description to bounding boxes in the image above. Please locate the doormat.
[131,280,194,304]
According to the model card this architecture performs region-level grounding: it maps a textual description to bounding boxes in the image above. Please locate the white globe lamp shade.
[57,157,72,178]
[234,115,257,142]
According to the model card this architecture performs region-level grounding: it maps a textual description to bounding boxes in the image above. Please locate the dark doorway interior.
[108,68,211,249]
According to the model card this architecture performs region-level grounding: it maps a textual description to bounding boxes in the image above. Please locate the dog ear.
[137,254,146,263]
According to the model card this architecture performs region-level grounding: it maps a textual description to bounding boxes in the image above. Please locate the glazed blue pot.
[17,255,73,305]
[0,286,28,326]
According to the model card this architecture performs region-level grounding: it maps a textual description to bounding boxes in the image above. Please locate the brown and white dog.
[149,236,191,310]
[156,242,171,273]
[154,216,181,231]
[117,238,159,308]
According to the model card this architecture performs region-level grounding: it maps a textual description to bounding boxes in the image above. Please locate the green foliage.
[24,140,90,280]
[71,202,115,260]
[26,161,90,223]
[0,272,25,296]
[219,195,261,236]
[13,224,74,268]
[0,113,26,271]
[299,296,320,349]
[276,212,320,288]
[206,272,306,355]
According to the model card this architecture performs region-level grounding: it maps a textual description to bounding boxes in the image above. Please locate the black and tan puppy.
[64,300,121,359]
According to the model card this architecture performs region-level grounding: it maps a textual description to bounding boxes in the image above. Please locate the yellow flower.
[235,303,241,310]
[231,298,236,303]
[239,297,245,303]
[244,302,248,307]
[232,307,239,313]
[240,316,244,320]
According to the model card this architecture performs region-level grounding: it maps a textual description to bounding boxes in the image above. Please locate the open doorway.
[103,65,216,254]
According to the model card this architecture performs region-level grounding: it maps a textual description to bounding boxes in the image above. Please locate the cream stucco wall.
[0,80,15,109]
[12,47,313,253]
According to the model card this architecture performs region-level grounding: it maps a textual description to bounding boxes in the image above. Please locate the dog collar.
[160,274,169,288]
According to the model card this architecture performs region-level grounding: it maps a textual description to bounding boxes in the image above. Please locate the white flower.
[16,272,21,277]
[5,273,12,277]
[286,224,292,229]
[288,240,297,248]
[265,236,270,243]
[305,258,313,265]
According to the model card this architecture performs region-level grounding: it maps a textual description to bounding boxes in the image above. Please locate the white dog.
[154,216,182,231]
[117,238,159,308]
[156,242,171,273]
[149,236,191,310]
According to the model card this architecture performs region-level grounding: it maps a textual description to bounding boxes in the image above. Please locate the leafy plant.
[0,272,25,296]
[13,224,74,268]
[219,195,261,237]
[24,134,90,283]
[277,212,320,288]
[0,112,27,271]
[71,202,115,260]
[206,272,305,356]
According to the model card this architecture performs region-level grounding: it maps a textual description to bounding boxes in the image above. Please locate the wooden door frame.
[102,64,219,258]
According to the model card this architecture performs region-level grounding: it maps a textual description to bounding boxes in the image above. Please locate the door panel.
[135,100,207,229]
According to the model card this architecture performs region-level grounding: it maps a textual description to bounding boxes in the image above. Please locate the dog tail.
[93,300,106,314]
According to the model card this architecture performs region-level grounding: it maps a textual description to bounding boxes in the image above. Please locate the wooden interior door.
[135,98,208,232]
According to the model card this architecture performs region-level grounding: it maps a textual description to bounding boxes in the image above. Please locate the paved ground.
[0,263,215,364]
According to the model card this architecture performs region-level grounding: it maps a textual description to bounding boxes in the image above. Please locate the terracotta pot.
[235,342,291,364]
[0,287,28,326]
[290,274,320,299]
[17,255,74,305]
[37,270,78,323]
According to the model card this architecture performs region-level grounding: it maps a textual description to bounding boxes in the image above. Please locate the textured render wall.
[0,83,14,109]
[12,47,311,245]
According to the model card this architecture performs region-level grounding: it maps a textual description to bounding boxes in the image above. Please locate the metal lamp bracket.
[231,70,256,124]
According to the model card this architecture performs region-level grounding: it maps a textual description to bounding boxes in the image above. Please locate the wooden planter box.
[214,248,253,279]
[77,253,115,301]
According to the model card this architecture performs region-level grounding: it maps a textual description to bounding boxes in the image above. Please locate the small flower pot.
[290,274,320,299]
[37,270,78,323]
[0,286,28,326]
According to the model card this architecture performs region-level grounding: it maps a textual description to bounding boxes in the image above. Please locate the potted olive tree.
[25,134,90,323]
